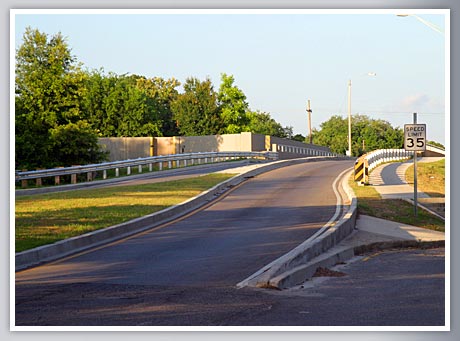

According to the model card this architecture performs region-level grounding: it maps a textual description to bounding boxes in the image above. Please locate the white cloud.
[399,93,444,113]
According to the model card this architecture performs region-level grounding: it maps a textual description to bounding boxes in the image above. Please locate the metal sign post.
[404,113,427,217]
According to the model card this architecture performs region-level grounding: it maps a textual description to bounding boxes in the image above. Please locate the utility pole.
[347,80,352,156]
[307,100,312,144]
[413,112,418,217]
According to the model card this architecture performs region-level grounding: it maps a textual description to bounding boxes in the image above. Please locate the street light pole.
[347,79,352,156]
[397,14,443,35]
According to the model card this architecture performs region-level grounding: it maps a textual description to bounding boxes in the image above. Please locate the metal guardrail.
[16,151,278,188]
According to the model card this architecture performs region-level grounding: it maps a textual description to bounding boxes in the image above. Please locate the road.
[15,246,445,327]
[15,159,445,327]
[16,159,357,326]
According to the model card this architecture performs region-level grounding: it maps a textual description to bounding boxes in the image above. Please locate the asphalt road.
[15,247,445,327]
[16,159,397,326]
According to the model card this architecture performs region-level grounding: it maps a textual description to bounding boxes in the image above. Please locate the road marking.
[236,166,353,289]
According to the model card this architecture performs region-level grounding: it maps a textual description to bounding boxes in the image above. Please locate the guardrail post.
[71,173,77,184]
[103,170,107,180]
[21,171,28,188]
[115,168,119,177]
[168,161,172,169]
[138,165,143,173]
[87,172,93,182]
[54,173,61,185]
[35,168,44,187]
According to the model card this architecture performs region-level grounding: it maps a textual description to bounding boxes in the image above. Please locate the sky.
[12,9,448,145]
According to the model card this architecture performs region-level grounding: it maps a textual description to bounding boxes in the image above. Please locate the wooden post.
[21,169,28,188]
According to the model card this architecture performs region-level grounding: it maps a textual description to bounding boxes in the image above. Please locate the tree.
[83,72,174,137]
[171,77,222,136]
[312,114,403,156]
[246,110,287,137]
[135,76,181,136]
[218,73,250,133]
[15,27,106,169]
[291,134,306,143]
[49,121,108,166]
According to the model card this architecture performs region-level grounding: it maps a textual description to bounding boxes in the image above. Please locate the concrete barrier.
[239,169,357,289]
[15,156,349,271]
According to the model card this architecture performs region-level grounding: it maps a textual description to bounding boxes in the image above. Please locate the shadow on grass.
[357,197,444,233]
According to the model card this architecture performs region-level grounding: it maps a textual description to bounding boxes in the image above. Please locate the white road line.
[236,166,351,289]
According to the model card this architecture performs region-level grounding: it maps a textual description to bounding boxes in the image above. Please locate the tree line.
[15,28,409,170]
[15,28,289,170]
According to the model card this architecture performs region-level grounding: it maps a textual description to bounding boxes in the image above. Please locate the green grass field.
[15,173,234,252]
[405,158,445,197]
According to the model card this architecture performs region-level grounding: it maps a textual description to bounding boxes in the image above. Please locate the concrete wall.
[99,137,153,161]
[154,132,258,155]
[99,132,333,161]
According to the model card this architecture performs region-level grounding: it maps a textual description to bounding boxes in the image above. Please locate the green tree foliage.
[312,114,404,156]
[246,110,287,137]
[427,140,445,149]
[15,27,106,169]
[16,27,312,170]
[171,77,223,136]
[218,73,250,133]
[49,121,108,166]
[135,76,181,136]
[83,72,175,137]
[291,134,306,143]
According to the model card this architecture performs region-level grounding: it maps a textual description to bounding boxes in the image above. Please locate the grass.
[405,158,445,197]
[349,176,445,232]
[15,173,234,252]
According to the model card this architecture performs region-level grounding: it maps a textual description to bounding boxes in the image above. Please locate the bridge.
[14,145,445,326]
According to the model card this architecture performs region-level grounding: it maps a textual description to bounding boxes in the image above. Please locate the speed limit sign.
[404,124,426,151]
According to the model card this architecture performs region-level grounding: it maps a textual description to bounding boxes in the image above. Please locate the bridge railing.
[271,143,337,158]
[354,149,412,184]
[365,148,413,171]
[16,151,279,188]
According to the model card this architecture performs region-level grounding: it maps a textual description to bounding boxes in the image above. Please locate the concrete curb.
[268,236,445,289]
[15,156,350,271]
[240,168,357,289]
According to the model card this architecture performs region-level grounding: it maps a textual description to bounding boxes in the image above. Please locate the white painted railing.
[364,149,413,171]
[16,151,278,188]
[272,143,337,157]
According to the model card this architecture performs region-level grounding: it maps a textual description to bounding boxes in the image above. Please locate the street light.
[347,73,376,156]
[397,14,443,35]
